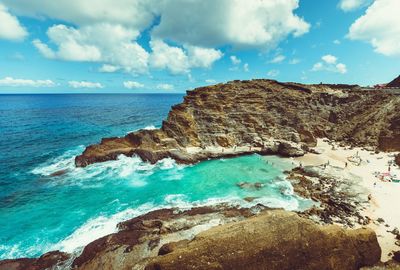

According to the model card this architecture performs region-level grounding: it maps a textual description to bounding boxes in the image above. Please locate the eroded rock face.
[144,210,381,270]
[75,79,400,167]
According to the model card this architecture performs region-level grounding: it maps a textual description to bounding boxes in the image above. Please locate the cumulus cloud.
[68,81,103,89]
[348,0,400,57]
[312,54,347,74]
[149,39,222,74]
[2,0,310,74]
[230,56,241,65]
[33,24,149,74]
[99,64,120,73]
[270,55,286,63]
[0,77,55,87]
[0,3,27,41]
[123,81,144,89]
[156,83,174,90]
[339,0,371,11]
[321,54,337,64]
[152,0,310,49]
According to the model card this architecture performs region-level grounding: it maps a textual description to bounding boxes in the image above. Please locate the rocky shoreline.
[3,79,400,269]
[2,163,400,269]
[0,203,385,270]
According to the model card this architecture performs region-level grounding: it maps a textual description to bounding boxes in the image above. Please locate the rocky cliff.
[75,79,400,167]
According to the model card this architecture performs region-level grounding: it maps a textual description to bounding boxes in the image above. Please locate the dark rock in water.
[236,182,264,190]
[243,197,258,202]
[49,169,68,177]
[145,211,381,270]
[0,251,69,270]
[395,154,400,167]
[75,79,400,167]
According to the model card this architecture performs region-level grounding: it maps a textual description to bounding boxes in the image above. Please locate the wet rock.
[49,169,68,177]
[236,182,264,190]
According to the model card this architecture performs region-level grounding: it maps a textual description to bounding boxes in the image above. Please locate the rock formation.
[75,79,400,167]
[144,211,380,270]
[0,207,382,270]
[387,75,400,88]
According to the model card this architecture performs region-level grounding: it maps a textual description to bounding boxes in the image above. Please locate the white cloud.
[270,54,286,63]
[333,39,341,45]
[336,63,348,74]
[321,54,337,64]
[205,79,217,84]
[312,54,347,74]
[0,3,27,41]
[339,0,371,11]
[149,39,222,74]
[156,83,174,90]
[68,81,103,89]
[187,46,223,69]
[0,77,55,87]
[153,0,310,49]
[3,0,310,73]
[348,0,400,57]
[289,58,301,64]
[123,81,144,89]
[33,24,149,74]
[230,56,241,65]
[267,70,280,77]
[243,63,249,72]
[99,64,120,73]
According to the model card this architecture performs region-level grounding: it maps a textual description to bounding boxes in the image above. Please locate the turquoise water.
[0,94,310,259]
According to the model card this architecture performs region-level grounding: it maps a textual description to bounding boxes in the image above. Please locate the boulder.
[145,211,381,270]
[278,141,305,157]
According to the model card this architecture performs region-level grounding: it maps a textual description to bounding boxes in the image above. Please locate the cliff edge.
[75,79,400,167]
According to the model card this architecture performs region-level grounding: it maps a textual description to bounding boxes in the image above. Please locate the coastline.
[294,139,400,261]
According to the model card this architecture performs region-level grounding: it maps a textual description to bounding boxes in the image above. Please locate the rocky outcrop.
[144,210,380,270]
[2,207,381,270]
[75,79,400,167]
[287,165,369,227]
[395,154,400,167]
[387,75,400,88]
[0,251,69,270]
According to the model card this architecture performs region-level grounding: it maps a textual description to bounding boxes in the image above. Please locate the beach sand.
[295,139,400,261]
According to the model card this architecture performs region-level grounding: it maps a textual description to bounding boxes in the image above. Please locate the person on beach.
[345,162,348,168]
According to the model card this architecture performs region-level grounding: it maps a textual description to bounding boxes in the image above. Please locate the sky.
[0,0,399,93]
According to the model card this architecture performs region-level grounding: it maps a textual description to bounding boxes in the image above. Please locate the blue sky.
[0,0,399,93]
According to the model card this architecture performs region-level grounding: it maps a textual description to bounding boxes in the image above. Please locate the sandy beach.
[295,139,400,261]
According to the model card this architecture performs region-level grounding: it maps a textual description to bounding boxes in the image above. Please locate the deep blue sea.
[0,94,310,259]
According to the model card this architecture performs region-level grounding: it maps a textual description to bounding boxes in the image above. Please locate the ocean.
[0,94,310,259]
